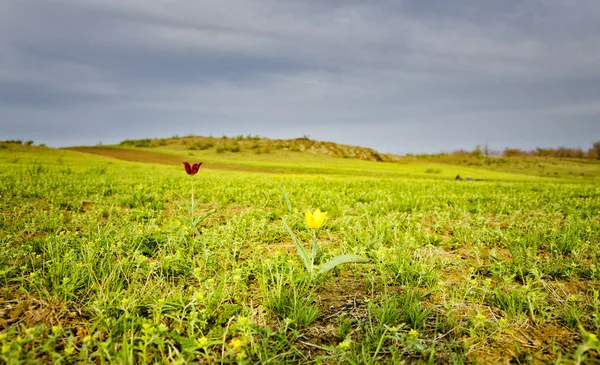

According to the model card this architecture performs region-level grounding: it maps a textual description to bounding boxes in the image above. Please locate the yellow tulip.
[305,208,327,229]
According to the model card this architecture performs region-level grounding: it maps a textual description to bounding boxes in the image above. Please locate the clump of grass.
[259,262,319,327]
[120,138,153,147]
[188,142,214,151]
[384,249,439,288]
[216,144,242,153]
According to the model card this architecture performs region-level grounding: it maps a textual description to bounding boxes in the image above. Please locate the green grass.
[1,140,600,363]
[145,144,549,180]
[410,153,600,181]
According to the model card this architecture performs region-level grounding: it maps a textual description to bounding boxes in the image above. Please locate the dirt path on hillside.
[64,147,281,174]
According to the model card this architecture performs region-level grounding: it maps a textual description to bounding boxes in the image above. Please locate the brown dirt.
[64,146,284,174]
[0,287,87,331]
[296,275,372,358]
[474,322,579,364]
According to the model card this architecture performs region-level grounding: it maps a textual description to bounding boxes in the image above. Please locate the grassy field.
[1,138,600,364]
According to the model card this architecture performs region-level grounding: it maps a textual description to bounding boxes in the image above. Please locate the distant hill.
[118,135,402,162]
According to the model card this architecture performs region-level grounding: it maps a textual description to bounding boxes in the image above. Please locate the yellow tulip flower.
[305,208,327,229]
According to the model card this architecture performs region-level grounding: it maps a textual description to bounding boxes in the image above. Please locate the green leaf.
[193,209,216,226]
[173,191,185,201]
[280,187,293,212]
[191,226,201,236]
[282,218,312,273]
[318,255,370,276]
[193,198,203,210]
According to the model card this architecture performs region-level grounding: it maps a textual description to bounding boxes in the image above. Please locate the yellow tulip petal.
[305,208,327,229]
[305,210,314,228]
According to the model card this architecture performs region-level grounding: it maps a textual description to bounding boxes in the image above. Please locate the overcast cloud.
[1,0,599,154]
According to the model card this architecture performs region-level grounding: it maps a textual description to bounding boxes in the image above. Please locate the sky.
[1,0,600,155]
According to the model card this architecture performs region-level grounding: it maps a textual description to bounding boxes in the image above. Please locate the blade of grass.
[280,187,293,212]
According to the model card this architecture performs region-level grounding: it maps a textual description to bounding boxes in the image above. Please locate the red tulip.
[183,162,202,175]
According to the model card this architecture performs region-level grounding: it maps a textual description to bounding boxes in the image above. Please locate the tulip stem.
[311,229,317,268]
[190,175,195,222]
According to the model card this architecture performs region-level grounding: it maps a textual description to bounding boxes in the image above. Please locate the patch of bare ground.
[555,279,599,298]
[0,287,89,333]
[474,322,578,364]
[0,287,96,363]
[433,246,595,363]
[65,146,283,174]
[298,275,372,357]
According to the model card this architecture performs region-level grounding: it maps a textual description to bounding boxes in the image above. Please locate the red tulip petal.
[183,162,192,175]
[191,162,202,174]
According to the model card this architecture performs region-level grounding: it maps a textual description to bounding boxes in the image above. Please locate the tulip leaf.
[318,255,370,276]
[282,218,312,273]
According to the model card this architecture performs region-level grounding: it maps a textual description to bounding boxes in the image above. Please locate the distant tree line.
[1,139,35,146]
[445,141,600,159]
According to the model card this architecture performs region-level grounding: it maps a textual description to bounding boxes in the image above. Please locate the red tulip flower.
[181,161,215,236]
[183,162,202,176]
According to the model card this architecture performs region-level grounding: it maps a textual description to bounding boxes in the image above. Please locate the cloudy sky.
[1,0,599,154]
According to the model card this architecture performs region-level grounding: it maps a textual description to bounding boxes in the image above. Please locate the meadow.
[1,137,600,364]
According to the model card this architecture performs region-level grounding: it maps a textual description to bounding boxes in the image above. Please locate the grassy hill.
[118,135,396,161]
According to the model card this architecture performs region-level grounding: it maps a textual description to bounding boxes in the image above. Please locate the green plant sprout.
[282,207,369,277]
[181,162,215,236]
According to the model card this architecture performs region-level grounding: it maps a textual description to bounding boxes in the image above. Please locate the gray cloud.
[1,0,599,153]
